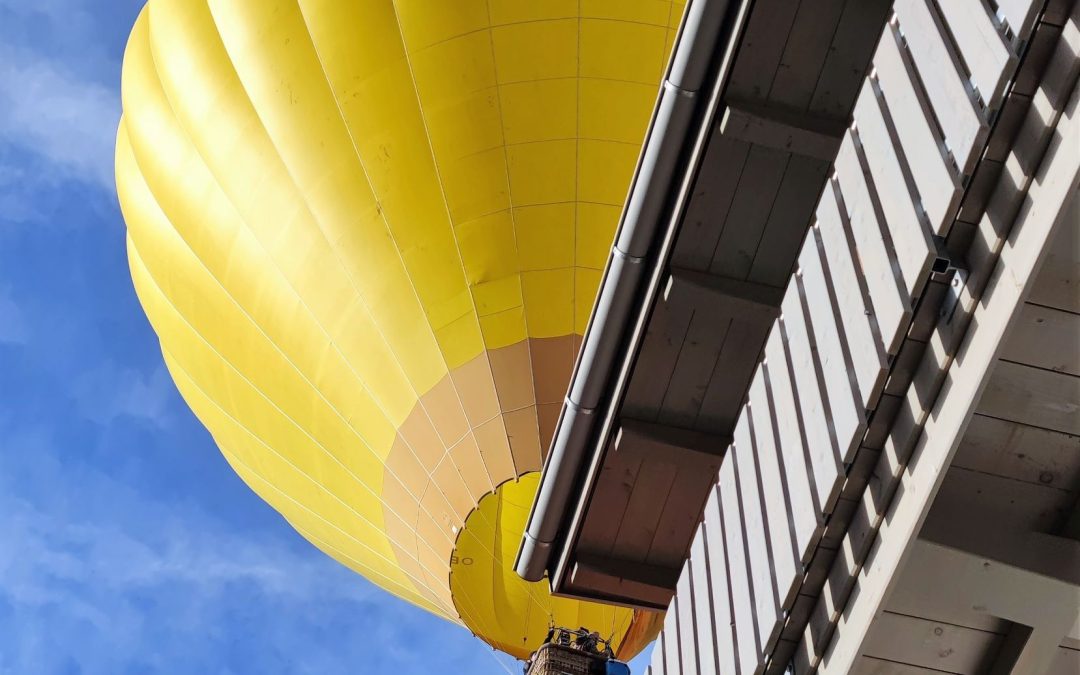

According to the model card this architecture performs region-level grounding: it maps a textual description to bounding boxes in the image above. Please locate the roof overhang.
[514,0,895,610]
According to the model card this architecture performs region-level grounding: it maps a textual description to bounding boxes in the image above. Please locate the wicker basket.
[527,643,607,675]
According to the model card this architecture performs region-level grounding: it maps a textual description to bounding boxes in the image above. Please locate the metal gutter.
[514,0,753,584]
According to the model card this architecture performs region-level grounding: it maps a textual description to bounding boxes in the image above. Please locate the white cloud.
[0,496,375,611]
[0,48,119,192]
[0,285,28,345]
[71,360,174,428]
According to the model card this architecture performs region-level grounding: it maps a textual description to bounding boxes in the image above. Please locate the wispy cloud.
[0,495,376,615]
[72,360,174,428]
[0,285,28,345]
[0,423,508,674]
[0,49,119,192]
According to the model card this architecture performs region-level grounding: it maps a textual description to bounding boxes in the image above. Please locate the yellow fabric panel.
[118,137,401,557]
[515,204,575,272]
[206,0,481,368]
[117,0,678,661]
[450,474,658,659]
[577,203,623,270]
[580,19,669,83]
[522,270,575,338]
[492,19,578,83]
[119,23,412,442]
[165,347,442,615]
[500,79,577,145]
[575,268,604,335]
[579,140,641,206]
[580,80,659,145]
[479,308,528,350]
[456,212,520,286]
[583,0,675,24]
[489,0,577,24]
[144,0,450,389]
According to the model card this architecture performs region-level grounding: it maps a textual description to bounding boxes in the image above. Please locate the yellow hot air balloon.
[116,0,681,660]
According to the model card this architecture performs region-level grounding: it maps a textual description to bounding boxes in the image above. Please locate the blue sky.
[0,2,656,673]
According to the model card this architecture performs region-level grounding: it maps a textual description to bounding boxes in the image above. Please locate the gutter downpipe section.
[514,0,747,584]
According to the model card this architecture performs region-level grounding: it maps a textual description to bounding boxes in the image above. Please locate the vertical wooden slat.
[816,180,889,408]
[893,0,987,174]
[690,527,720,675]
[703,488,740,675]
[994,0,1041,40]
[720,457,760,674]
[799,231,866,464]
[734,413,781,658]
[652,626,668,675]
[833,133,909,355]
[762,329,822,564]
[935,0,1013,109]
[873,23,963,235]
[853,80,936,300]
[781,284,844,515]
[676,565,700,675]
[664,596,683,675]
[747,375,800,610]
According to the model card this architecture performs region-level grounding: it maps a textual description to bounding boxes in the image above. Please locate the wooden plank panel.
[816,179,888,407]
[689,528,720,675]
[782,278,844,514]
[977,360,1080,436]
[887,543,1010,635]
[673,138,751,272]
[768,0,847,109]
[696,315,773,436]
[726,1,801,103]
[936,0,1013,109]
[747,375,800,610]
[702,488,739,675]
[893,0,987,174]
[748,155,830,288]
[659,312,732,428]
[762,329,823,564]
[677,565,699,675]
[647,462,722,570]
[577,452,643,558]
[799,230,866,464]
[808,0,894,120]
[734,413,780,657]
[853,656,963,674]
[1028,192,1079,313]
[862,611,1002,673]
[873,23,962,235]
[833,133,909,355]
[719,456,761,674]
[853,80,935,299]
[611,460,679,562]
[1000,303,1080,377]
[623,300,694,420]
[953,413,1080,491]
[929,465,1072,534]
[1049,648,1080,675]
[709,146,790,281]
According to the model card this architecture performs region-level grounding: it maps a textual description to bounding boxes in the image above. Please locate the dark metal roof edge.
[514,0,755,586]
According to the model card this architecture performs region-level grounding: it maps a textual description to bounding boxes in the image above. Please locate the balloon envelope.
[116,0,681,659]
